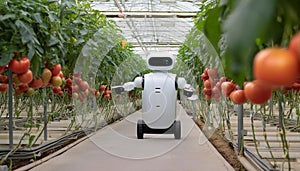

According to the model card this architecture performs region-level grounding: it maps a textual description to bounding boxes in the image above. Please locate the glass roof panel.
[92,0,200,56]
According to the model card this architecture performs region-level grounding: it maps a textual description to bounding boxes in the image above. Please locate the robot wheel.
[137,120,181,139]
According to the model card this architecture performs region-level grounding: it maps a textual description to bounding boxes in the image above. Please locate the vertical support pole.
[8,68,13,150]
[43,88,48,141]
[278,98,283,130]
[237,103,244,155]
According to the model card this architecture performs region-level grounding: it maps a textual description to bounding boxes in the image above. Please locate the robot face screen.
[148,57,173,67]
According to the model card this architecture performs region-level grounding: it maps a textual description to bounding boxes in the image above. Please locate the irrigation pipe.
[15,131,94,171]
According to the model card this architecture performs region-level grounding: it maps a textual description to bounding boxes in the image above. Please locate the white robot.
[114,52,196,139]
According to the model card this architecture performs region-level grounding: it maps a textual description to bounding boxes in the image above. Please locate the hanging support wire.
[113,0,149,56]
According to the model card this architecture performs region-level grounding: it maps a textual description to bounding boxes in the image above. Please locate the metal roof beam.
[103,12,197,18]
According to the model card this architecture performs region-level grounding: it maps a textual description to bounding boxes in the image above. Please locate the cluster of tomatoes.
[201,68,225,101]
[0,53,113,102]
[0,53,35,96]
[201,68,246,104]
[201,32,300,105]
[66,73,112,102]
[244,31,300,104]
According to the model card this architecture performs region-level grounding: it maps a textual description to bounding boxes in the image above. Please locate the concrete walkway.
[31,105,234,171]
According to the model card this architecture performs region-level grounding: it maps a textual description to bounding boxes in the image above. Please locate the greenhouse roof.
[92,0,201,57]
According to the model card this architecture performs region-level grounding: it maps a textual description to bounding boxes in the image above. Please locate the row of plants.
[179,0,300,170]
[0,0,144,168]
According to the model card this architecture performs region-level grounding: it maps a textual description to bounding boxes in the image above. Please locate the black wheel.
[137,119,144,139]
[174,120,181,139]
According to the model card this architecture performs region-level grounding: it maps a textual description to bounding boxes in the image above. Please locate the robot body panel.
[142,72,177,129]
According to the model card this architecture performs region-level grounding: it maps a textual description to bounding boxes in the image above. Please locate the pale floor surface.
[31,105,234,171]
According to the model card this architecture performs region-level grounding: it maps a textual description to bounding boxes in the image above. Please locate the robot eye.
[149,57,173,66]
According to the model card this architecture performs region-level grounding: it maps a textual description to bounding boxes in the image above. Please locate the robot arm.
[112,77,143,94]
[177,77,198,100]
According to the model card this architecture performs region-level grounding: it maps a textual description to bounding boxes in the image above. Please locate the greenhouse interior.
[0,0,300,170]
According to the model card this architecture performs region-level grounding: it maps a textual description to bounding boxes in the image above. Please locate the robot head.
[146,52,175,71]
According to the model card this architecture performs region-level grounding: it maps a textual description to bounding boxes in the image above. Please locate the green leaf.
[204,7,222,53]
[32,13,43,24]
[0,52,14,66]
[15,20,35,44]
[31,55,40,77]
[223,0,277,85]
[48,35,59,47]
[0,14,16,21]
[27,42,35,59]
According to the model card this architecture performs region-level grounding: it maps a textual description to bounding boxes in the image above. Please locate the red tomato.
[58,91,64,96]
[0,75,8,83]
[84,89,89,96]
[51,76,62,87]
[105,89,112,95]
[230,90,247,104]
[72,85,79,92]
[79,81,89,91]
[9,56,30,74]
[0,83,8,92]
[15,89,23,96]
[52,87,61,94]
[18,84,29,92]
[244,80,272,104]
[99,85,107,92]
[203,87,212,96]
[215,81,221,89]
[204,80,211,88]
[95,91,101,97]
[221,81,236,97]
[42,68,52,85]
[207,69,218,78]
[18,70,33,84]
[58,71,64,78]
[51,64,61,76]
[66,78,73,86]
[219,76,227,84]
[201,73,209,81]
[254,47,299,86]
[90,88,96,95]
[30,77,43,89]
[203,68,209,76]
[289,32,300,61]
[205,95,212,100]
[0,65,6,74]
[211,86,220,96]
[104,94,111,100]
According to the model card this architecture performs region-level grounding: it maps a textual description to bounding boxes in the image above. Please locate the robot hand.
[183,84,198,101]
[112,82,135,94]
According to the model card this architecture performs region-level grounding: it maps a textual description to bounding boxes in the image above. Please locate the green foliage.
[179,0,300,86]
[0,0,134,86]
